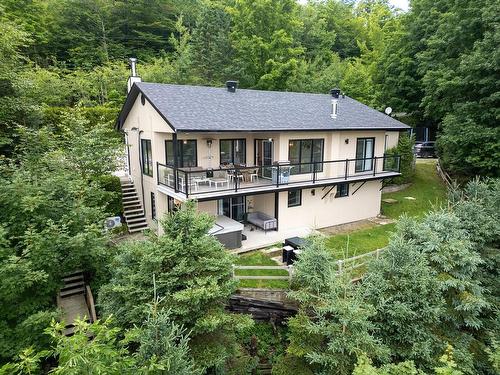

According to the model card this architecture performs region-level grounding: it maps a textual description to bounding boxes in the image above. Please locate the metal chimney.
[330,88,341,119]
[130,58,138,77]
[127,57,142,93]
[226,80,238,92]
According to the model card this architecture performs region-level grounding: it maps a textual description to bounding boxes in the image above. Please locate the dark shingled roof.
[117,82,410,132]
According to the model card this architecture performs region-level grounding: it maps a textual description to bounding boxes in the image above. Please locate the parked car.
[414,141,436,158]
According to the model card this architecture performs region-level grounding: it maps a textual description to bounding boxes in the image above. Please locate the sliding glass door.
[255,139,273,178]
[219,196,246,222]
[355,138,374,172]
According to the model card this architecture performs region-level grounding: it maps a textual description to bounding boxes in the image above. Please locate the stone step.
[262,247,282,257]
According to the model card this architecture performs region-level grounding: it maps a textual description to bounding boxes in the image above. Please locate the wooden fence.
[232,247,386,283]
[436,160,453,189]
[335,247,384,273]
[232,265,294,282]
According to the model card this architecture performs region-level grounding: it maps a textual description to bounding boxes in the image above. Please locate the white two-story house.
[116,63,409,250]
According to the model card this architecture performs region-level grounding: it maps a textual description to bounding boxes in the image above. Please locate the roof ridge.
[137,81,338,98]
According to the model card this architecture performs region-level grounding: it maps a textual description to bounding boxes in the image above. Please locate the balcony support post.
[274,191,279,231]
[344,159,348,180]
[172,133,179,193]
[235,168,238,193]
[276,165,280,187]
[373,157,377,176]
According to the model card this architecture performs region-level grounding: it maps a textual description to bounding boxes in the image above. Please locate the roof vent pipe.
[226,80,238,92]
[127,58,142,93]
[330,88,341,119]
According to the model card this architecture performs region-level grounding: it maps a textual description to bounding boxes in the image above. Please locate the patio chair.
[249,169,259,182]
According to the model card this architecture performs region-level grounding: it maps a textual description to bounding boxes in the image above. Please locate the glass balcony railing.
[157,155,401,197]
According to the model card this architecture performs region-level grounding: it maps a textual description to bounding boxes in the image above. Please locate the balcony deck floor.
[158,171,399,200]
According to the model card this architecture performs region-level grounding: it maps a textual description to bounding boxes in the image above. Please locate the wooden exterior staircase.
[121,178,149,233]
[57,271,97,336]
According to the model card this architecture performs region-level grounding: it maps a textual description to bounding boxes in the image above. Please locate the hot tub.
[209,215,244,249]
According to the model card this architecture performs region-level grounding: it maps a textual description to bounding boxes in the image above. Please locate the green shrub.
[385,133,415,185]
[238,322,288,365]
[94,174,122,216]
[272,355,314,375]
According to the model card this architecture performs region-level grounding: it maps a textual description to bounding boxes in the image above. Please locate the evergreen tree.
[191,3,233,84]
[286,237,387,374]
[99,201,253,371]
[363,228,445,370]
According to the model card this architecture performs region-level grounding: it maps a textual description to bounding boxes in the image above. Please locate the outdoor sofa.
[247,211,277,232]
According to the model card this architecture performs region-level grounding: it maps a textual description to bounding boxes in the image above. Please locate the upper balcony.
[157,155,401,200]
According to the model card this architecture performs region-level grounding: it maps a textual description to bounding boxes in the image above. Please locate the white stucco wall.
[120,93,400,235]
[277,181,382,230]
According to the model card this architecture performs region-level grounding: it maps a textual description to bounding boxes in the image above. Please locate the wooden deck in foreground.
[56,271,96,336]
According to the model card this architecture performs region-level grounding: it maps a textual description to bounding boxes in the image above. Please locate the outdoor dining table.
[239,166,258,182]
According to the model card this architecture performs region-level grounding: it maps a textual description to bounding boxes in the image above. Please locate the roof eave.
[115,83,177,133]
[175,126,410,133]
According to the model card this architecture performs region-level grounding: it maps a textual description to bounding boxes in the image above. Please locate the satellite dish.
[384,107,393,115]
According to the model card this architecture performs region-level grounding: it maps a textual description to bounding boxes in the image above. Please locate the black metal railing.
[157,155,400,197]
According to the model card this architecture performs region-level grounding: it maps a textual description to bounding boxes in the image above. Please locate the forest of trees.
[1,0,498,176]
[0,0,498,374]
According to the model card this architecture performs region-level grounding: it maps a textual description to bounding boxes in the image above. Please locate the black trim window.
[151,192,156,220]
[288,189,302,207]
[288,139,324,175]
[335,183,349,198]
[141,139,153,176]
[165,140,197,167]
[220,139,246,165]
[355,138,375,172]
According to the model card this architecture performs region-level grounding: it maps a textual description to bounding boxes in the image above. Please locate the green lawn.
[234,160,447,287]
[325,223,396,259]
[381,159,447,219]
[325,160,447,257]
[234,251,289,289]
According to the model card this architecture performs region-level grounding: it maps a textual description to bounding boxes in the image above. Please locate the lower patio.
[238,224,314,253]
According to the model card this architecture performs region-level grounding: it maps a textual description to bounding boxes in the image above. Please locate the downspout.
[138,130,145,210]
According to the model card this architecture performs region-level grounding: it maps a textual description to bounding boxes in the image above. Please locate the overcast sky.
[389,0,409,11]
